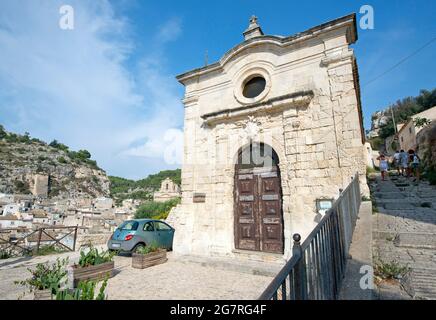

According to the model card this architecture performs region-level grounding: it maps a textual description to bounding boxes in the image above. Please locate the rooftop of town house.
[0,215,18,220]
[29,209,48,218]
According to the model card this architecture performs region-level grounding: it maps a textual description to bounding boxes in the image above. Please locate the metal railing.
[259,173,361,300]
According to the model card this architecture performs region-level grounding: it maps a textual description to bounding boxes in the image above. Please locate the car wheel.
[132,243,145,253]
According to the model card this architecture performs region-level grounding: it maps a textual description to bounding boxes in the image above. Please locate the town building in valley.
[153,178,181,202]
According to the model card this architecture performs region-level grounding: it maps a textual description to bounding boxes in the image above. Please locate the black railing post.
[292,233,305,300]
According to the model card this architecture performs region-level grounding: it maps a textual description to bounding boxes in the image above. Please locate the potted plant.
[15,258,69,300]
[72,245,116,287]
[132,242,167,269]
[55,277,109,300]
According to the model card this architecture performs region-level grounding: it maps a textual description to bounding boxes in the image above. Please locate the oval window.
[242,76,266,98]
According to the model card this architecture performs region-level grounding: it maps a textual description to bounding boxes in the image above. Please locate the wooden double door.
[234,166,284,254]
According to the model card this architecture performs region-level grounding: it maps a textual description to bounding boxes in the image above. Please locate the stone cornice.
[201,90,314,125]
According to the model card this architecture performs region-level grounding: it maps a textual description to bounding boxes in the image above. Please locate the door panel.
[235,172,259,251]
[154,221,174,249]
[259,171,283,253]
[235,166,283,254]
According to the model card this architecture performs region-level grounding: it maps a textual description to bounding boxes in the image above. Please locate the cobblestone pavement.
[0,249,275,300]
[371,172,436,300]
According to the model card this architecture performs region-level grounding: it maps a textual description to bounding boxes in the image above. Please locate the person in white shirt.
[377,154,389,181]
[393,150,401,175]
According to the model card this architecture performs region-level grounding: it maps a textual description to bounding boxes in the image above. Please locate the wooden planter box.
[33,289,52,300]
[72,261,114,287]
[132,249,167,269]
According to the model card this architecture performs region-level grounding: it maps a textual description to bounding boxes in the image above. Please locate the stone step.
[381,202,417,210]
[394,233,436,249]
[374,192,405,199]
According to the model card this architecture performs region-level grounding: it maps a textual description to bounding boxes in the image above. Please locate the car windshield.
[118,221,139,231]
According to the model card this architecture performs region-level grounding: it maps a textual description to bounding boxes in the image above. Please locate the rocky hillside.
[367,88,436,139]
[0,125,110,199]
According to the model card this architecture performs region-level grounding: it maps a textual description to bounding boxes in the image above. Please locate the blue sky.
[0,0,435,179]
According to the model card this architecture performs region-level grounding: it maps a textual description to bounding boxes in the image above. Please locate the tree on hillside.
[413,117,432,128]
[0,125,6,139]
[49,139,69,152]
[377,88,436,139]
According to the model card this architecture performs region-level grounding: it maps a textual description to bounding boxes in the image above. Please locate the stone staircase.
[371,173,436,300]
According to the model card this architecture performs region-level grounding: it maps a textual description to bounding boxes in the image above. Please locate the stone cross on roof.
[243,15,264,41]
[249,15,258,25]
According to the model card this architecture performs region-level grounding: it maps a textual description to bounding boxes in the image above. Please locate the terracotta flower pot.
[132,249,167,269]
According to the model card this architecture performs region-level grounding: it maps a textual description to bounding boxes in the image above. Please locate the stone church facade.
[168,14,369,261]
[153,178,181,202]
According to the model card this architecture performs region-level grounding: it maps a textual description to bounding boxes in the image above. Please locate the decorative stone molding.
[321,50,354,67]
[182,95,199,107]
[202,90,314,126]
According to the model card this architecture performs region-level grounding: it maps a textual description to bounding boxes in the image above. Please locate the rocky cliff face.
[0,138,110,199]
[367,110,390,138]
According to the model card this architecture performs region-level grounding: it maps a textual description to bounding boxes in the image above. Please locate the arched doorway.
[234,142,284,254]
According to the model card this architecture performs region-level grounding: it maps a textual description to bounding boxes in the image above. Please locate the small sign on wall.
[193,193,206,203]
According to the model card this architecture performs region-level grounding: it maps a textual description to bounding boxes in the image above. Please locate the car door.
[154,221,174,249]
[141,221,156,245]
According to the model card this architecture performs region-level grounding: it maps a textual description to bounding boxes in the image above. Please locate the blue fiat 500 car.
[107,219,175,253]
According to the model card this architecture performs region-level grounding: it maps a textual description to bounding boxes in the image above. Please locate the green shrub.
[135,198,181,220]
[368,137,384,150]
[0,248,14,259]
[35,245,68,256]
[366,166,378,174]
[135,241,160,255]
[77,245,116,268]
[55,278,108,300]
[14,180,31,194]
[49,140,69,152]
[426,169,436,185]
[0,125,6,139]
[58,156,67,164]
[374,259,410,280]
[15,258,69,295]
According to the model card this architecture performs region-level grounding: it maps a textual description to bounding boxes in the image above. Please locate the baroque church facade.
[168,14,369,261]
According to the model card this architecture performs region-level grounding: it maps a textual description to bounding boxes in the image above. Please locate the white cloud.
[156,17,182,44]
[0,0,184,179]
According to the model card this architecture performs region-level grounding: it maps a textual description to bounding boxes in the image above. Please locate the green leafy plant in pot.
[72,245,117,286]
[132,241,167,269]
[15,257,69,300]
[55,277,109,300]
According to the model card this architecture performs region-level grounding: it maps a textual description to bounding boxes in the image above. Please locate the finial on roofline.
[243,14,264,41]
